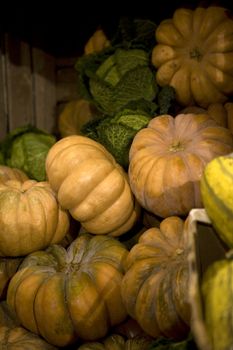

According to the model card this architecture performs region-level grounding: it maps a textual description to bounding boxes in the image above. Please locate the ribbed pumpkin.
[121,216,191,340]
[0,179,70,256]
[77,334,152,350]
[129,113,233,218]
[0,327,58,350]
[200,152,233,248]
[84,28,110,55]
[0,257,22,299]
[181,102,233,134]
[0,165,28,183]
[7,234,128,347]
[201,252,233,350]
[58,99,97,138]
[46,135,140,236]
[152,6,233,107]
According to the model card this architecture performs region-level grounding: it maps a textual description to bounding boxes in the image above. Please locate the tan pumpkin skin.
[58,99,97,138]
[0,257,23,299]
[7,234,128,347]
[121,216,191,340]
[78,334,151,350]
[84,28,110,55]
[46,135,140,236]
[0,326,58,350]
[129,113,233,218]
[0,165,28,183]
[0,179,70,256]
[181,102,233,134]
[152,7,233,107]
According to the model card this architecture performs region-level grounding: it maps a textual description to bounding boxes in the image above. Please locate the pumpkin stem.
[190,47,202,61]
[169,141,185,152]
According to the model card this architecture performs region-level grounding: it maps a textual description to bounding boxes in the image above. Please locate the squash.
[129,113,233,218]
[7,233,128,347]
[152,6,233,107]
[0,327,58,350]
[0,179,70,256]
[84,28,110,55]
[46,135,140,236]
[77,334,152,350]
[58,99,98,138]
[121,216,191,340]
[181,102,233,134]
[200,152,233,248]
[0,257,23,300]
[0,165,28,183]
[201,251,233,350]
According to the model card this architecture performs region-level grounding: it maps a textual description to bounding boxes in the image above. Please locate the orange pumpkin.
[7,234,128,347]
[129,113,233,218]
[121,216,191,340]
[0,179,70,256]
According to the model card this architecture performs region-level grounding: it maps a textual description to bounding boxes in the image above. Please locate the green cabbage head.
[1,125,56,181]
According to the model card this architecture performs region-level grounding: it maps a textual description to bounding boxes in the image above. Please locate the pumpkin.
[6,233,128,347]
[151,6,233,107]
[84,28,110,55]
[0,257,23,300]
[200,152,233,248]
[46,135,140,236]
[0,165,28,183]
[0,179,70,256]
[128,113,233,218]
[201,251,233,350]
[58,99,98,138]
[77,334,152,350]
[121,216,191,340]
[0,300,20,328]
[181,102,233,134]
[0,327,58,350]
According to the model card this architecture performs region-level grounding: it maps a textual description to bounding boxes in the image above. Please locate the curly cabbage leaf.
[1,125,56,181]
[81,109,152,168]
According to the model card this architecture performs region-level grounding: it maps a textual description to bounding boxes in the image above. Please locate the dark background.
[1,0,233,56]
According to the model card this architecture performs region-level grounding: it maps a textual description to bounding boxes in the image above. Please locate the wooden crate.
[0,33,80,140]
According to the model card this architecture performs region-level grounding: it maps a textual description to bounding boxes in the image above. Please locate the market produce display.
[1,3,233,349]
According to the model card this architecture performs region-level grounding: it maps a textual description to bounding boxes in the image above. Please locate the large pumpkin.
[129,113,233,218]
[45,135,140,236]
[0,179,70,256]
[6,234,128,347]
[121,216,191,340]
[152,6,233,107]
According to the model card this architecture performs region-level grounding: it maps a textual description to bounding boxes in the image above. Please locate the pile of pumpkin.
[1,5,233,350]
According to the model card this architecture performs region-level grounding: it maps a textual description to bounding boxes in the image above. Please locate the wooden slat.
[32,47,56,134]
[0,34,8,140]
[4,33,34,131]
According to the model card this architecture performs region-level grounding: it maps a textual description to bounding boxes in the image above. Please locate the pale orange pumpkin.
[121,216,191,340]
[129,113,233,218]
[46,135,140,236]
[0,179,70,256]
[152,6,233,107]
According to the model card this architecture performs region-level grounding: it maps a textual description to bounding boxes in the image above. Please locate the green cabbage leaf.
[0,125,56,181]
